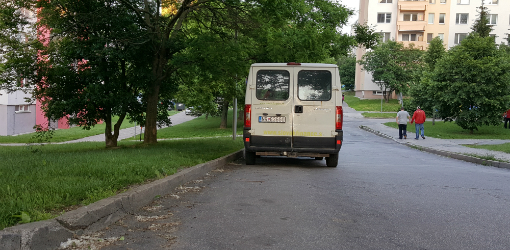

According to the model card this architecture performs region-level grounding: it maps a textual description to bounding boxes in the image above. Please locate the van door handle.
[295,105,303,113]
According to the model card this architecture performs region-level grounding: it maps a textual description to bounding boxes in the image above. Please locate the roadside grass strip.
[0,111,180,144]
[155,111,244,139]
[343,91,401,112]
[464,143,510,155]
[384,121,510,140]
[362,112,397,119]
[0,138,243,230]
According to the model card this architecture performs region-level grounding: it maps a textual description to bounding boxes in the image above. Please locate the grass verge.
[362,112,397,119]
[0,111,181,144]
[343,91,401,112]
[154,110,243,139]
[383,121,510,139]
[464,143,510,155]
[0,137,243,230]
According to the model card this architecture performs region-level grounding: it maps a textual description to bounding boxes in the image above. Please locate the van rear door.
[249,67,294,148]
[292,66,338,149]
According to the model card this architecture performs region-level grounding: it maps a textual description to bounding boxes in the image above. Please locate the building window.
[373,91,387,96]
[454,33,468,44]
[379,32,391,42]
[427,33,433,43]
[377,13,392,23]
[458,0,469,4]
[438,33,444,41]
[484,0,498,4]
[456,13,468,24]
[15,105,30,113]
[439,13,445,24]
[488,14,497,25]
[404,14,418,21]
[402,34,418,42]
[429,0,436,3]
[380,0,392,3]
[428,13,435,24]
[440,0,446,3]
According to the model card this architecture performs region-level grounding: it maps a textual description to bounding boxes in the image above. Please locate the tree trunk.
[104,111,117,148]
[144,50,165,144]
[104,112,126,148]
[470,129,474,134]
[220,99,229,129]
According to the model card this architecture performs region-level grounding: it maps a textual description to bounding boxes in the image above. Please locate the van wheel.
[315,157,323,160]
[245,150,256,165]
[326,154,338,167]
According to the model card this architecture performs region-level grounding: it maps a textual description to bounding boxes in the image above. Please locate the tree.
[337,54,356,90]
[353,22,381,50]
[417,34,510,133]
[424,36,446,71]
[359,40,424,102]
[471,3,493,38]
[2,0,372,144]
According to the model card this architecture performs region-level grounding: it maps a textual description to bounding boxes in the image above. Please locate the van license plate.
[258,116,286,123]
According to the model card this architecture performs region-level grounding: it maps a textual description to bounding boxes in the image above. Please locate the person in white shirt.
[396,107,410,139]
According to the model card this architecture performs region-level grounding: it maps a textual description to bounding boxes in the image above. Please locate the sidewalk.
[344,104,510,168]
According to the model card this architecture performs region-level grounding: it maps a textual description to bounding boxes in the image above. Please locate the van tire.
[326,154,338,167]
[245,150,256,165]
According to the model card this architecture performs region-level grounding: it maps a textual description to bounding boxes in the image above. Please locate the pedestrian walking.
[396,107,410,139]
[411,106,426,140]
[504,108,510,129]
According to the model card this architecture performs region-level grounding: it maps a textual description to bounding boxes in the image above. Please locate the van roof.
[250,63,338,68]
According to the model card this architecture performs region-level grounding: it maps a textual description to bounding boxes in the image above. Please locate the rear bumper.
[243,129,342,155]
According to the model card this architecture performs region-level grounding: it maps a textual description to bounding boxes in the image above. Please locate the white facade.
[448,0,510,48]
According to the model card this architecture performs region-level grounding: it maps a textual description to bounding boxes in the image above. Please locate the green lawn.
[343,91,401,112]
[0,109,244,230]
[464,143,510,154]
[362,112,397,119]
[155,110,243,139]
[0,138,243,230]
[0,111,181,144]
[384,121,510,139]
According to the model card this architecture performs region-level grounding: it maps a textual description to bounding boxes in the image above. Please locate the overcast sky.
[337,0,360,34]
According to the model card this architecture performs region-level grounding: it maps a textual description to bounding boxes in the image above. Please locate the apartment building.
[355,0,510,100]
[0,8,69,136]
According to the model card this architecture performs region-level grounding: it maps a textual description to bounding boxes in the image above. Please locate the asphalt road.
[74,117,510,250]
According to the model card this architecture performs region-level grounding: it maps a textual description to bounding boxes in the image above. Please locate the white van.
[243,63,343,167]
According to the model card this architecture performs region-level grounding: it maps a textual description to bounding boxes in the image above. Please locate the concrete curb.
[0,149,244,250]
[359,125,510,170]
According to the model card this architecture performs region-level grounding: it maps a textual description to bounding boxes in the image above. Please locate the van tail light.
[244,104,252,128]
[335,106,343,130]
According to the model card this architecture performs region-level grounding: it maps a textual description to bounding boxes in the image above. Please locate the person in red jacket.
[504,108,510,129]
[411,106,426,140]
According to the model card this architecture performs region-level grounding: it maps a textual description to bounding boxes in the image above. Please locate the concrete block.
[1,219,72,250]
[57,195,124,231]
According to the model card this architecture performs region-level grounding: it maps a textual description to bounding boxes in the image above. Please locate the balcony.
[398,0,427,11]
[397,21,426,31]
[400,41,427,50]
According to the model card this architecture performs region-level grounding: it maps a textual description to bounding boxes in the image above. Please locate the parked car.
[175,103,185,111]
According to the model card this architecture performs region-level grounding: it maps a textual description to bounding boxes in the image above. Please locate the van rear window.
[256,70,290,100]
[298,70,332,101]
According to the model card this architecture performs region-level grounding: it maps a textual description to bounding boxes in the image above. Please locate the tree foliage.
[424,36,446,71]
[414,34,510,133]
[353,22,381,50]
[337,55,356,90]
[359,40,424,102]
[471,3,493,38]
[1,0,375,145]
